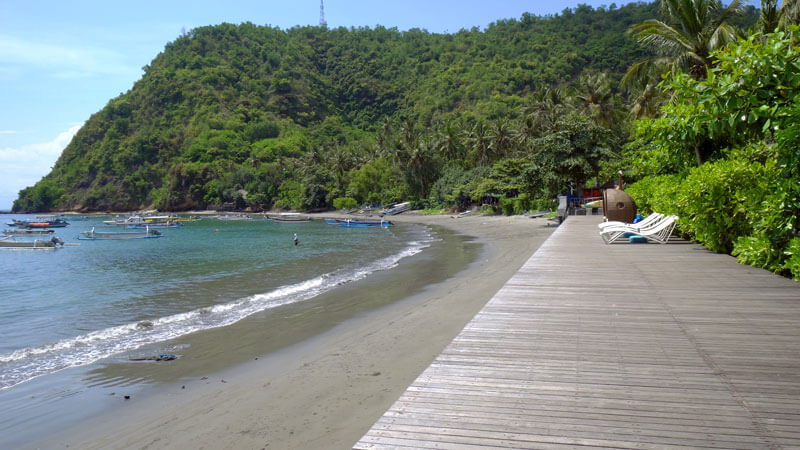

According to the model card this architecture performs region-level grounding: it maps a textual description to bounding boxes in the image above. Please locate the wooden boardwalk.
[355,216,800,449]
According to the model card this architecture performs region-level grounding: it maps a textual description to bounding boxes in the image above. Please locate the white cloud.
[0,35,135,79]
[0,124,82,209]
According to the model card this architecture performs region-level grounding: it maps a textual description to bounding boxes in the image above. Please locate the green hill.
[16,2,672,212]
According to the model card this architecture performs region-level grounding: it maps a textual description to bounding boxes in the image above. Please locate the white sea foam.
[0,235,433,390]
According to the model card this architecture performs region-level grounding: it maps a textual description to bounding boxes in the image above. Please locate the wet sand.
[33,213,554,449]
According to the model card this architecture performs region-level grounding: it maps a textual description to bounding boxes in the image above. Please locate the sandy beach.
[34,213,554,449]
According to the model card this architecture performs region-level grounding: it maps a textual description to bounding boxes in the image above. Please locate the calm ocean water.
[0,214,434,391]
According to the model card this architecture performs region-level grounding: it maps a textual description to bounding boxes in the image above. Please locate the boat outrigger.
[11,216,69,228]
[2,228,55,236]
[381,202,411,216]
[324,218,391,228]
[79,226,162,240]
[0,235,64,249]
[269,214,312,222]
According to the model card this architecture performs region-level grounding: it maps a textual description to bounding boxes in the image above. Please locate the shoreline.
[32,213,554,449]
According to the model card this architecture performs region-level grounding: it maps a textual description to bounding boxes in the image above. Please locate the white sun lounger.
[599,215,679,244]
[598,212,663,231]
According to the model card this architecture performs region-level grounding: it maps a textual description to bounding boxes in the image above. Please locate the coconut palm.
[521,87,569,137]
[623,0,743,84]
[463,120,491,167]
[758,0,800,34]
[571,72,623,128]
[435,120,466,162]
[628,82,663,119]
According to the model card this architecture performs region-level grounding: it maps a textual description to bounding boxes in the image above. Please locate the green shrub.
[626,174,683,217]
[733,235,785,273]
[499,193,533,216]
[333,197,358,210]
[677,159,770,253]
[479,204,498,215]
[529,197,556,212]
[784,238,800,281]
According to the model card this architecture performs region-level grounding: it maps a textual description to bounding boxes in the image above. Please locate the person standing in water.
[293,233,299,246]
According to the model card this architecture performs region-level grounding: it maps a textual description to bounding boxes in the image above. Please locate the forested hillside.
[11,2,713,212]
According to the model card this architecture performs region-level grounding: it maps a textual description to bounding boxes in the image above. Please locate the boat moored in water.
[269,214,312,222]
[79,226,162,240]
[3,228,55,236]
[12,216,69,228]
[0,235,64,249]
[324,218,391,228]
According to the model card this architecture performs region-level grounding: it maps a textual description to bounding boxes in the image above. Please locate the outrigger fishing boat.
[2,228,55,236]
[0,235,64,249]
[11,216,69,228]
[324,218,391,228]
[381,202,411,216]
[104,214,197,226]
[127,220,181,229]
[79,226,162,240]
[269,213,312,222]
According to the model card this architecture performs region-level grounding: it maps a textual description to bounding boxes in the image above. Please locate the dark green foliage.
[529,113,617,197]
[626,28,800,280]
[14,4,661,213]
[333,197,358,210]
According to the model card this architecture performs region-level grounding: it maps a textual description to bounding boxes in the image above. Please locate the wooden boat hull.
[270,216,312,222]
[3,229,55,236]
[325,218,391,228]
[381,202,411,216]
[79,229,162,240]
[0,239,58,249]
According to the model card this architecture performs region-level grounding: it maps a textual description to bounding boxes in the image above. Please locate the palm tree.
[488,119,514,161]
[628,81,663,119]
[522,87,569,137]
[463,120,491,167]
[758,0,799,34]
[623,0,743,84]
[435,120,466,162]
[571,72,622,128]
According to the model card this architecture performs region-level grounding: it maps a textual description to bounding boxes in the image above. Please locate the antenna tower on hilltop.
[319,0,327,27]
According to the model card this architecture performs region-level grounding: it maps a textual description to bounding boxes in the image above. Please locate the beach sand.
[35,213,554,450]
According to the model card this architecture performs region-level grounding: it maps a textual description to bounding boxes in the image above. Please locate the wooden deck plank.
[355,216,800,449]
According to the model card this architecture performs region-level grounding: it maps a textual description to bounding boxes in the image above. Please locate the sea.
[0,213,470,446]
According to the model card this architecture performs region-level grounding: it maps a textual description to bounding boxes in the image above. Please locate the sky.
[0,0,649,211]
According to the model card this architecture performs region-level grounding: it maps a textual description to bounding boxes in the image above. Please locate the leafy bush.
[626,174,683,217]
[333,197,358,210]
[499,193,531,216]
[244,121,280,142]
[479,204,498,215]
[274,179,305,210]
[677,159,771,253]
[784,238,800,281]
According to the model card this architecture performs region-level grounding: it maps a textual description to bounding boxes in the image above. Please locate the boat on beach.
[0,235,64,249]
[381,202,411,216]
[324,218,391,228]
[79,226,162,240]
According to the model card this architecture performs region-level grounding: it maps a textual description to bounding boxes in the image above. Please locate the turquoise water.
[0,214,434,391]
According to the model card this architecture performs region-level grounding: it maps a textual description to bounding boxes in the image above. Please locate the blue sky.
[0,0,645,210]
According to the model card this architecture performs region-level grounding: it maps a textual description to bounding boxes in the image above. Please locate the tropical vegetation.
[15,2,800,280]
[15,3,666,214]
[623,0,799,280]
